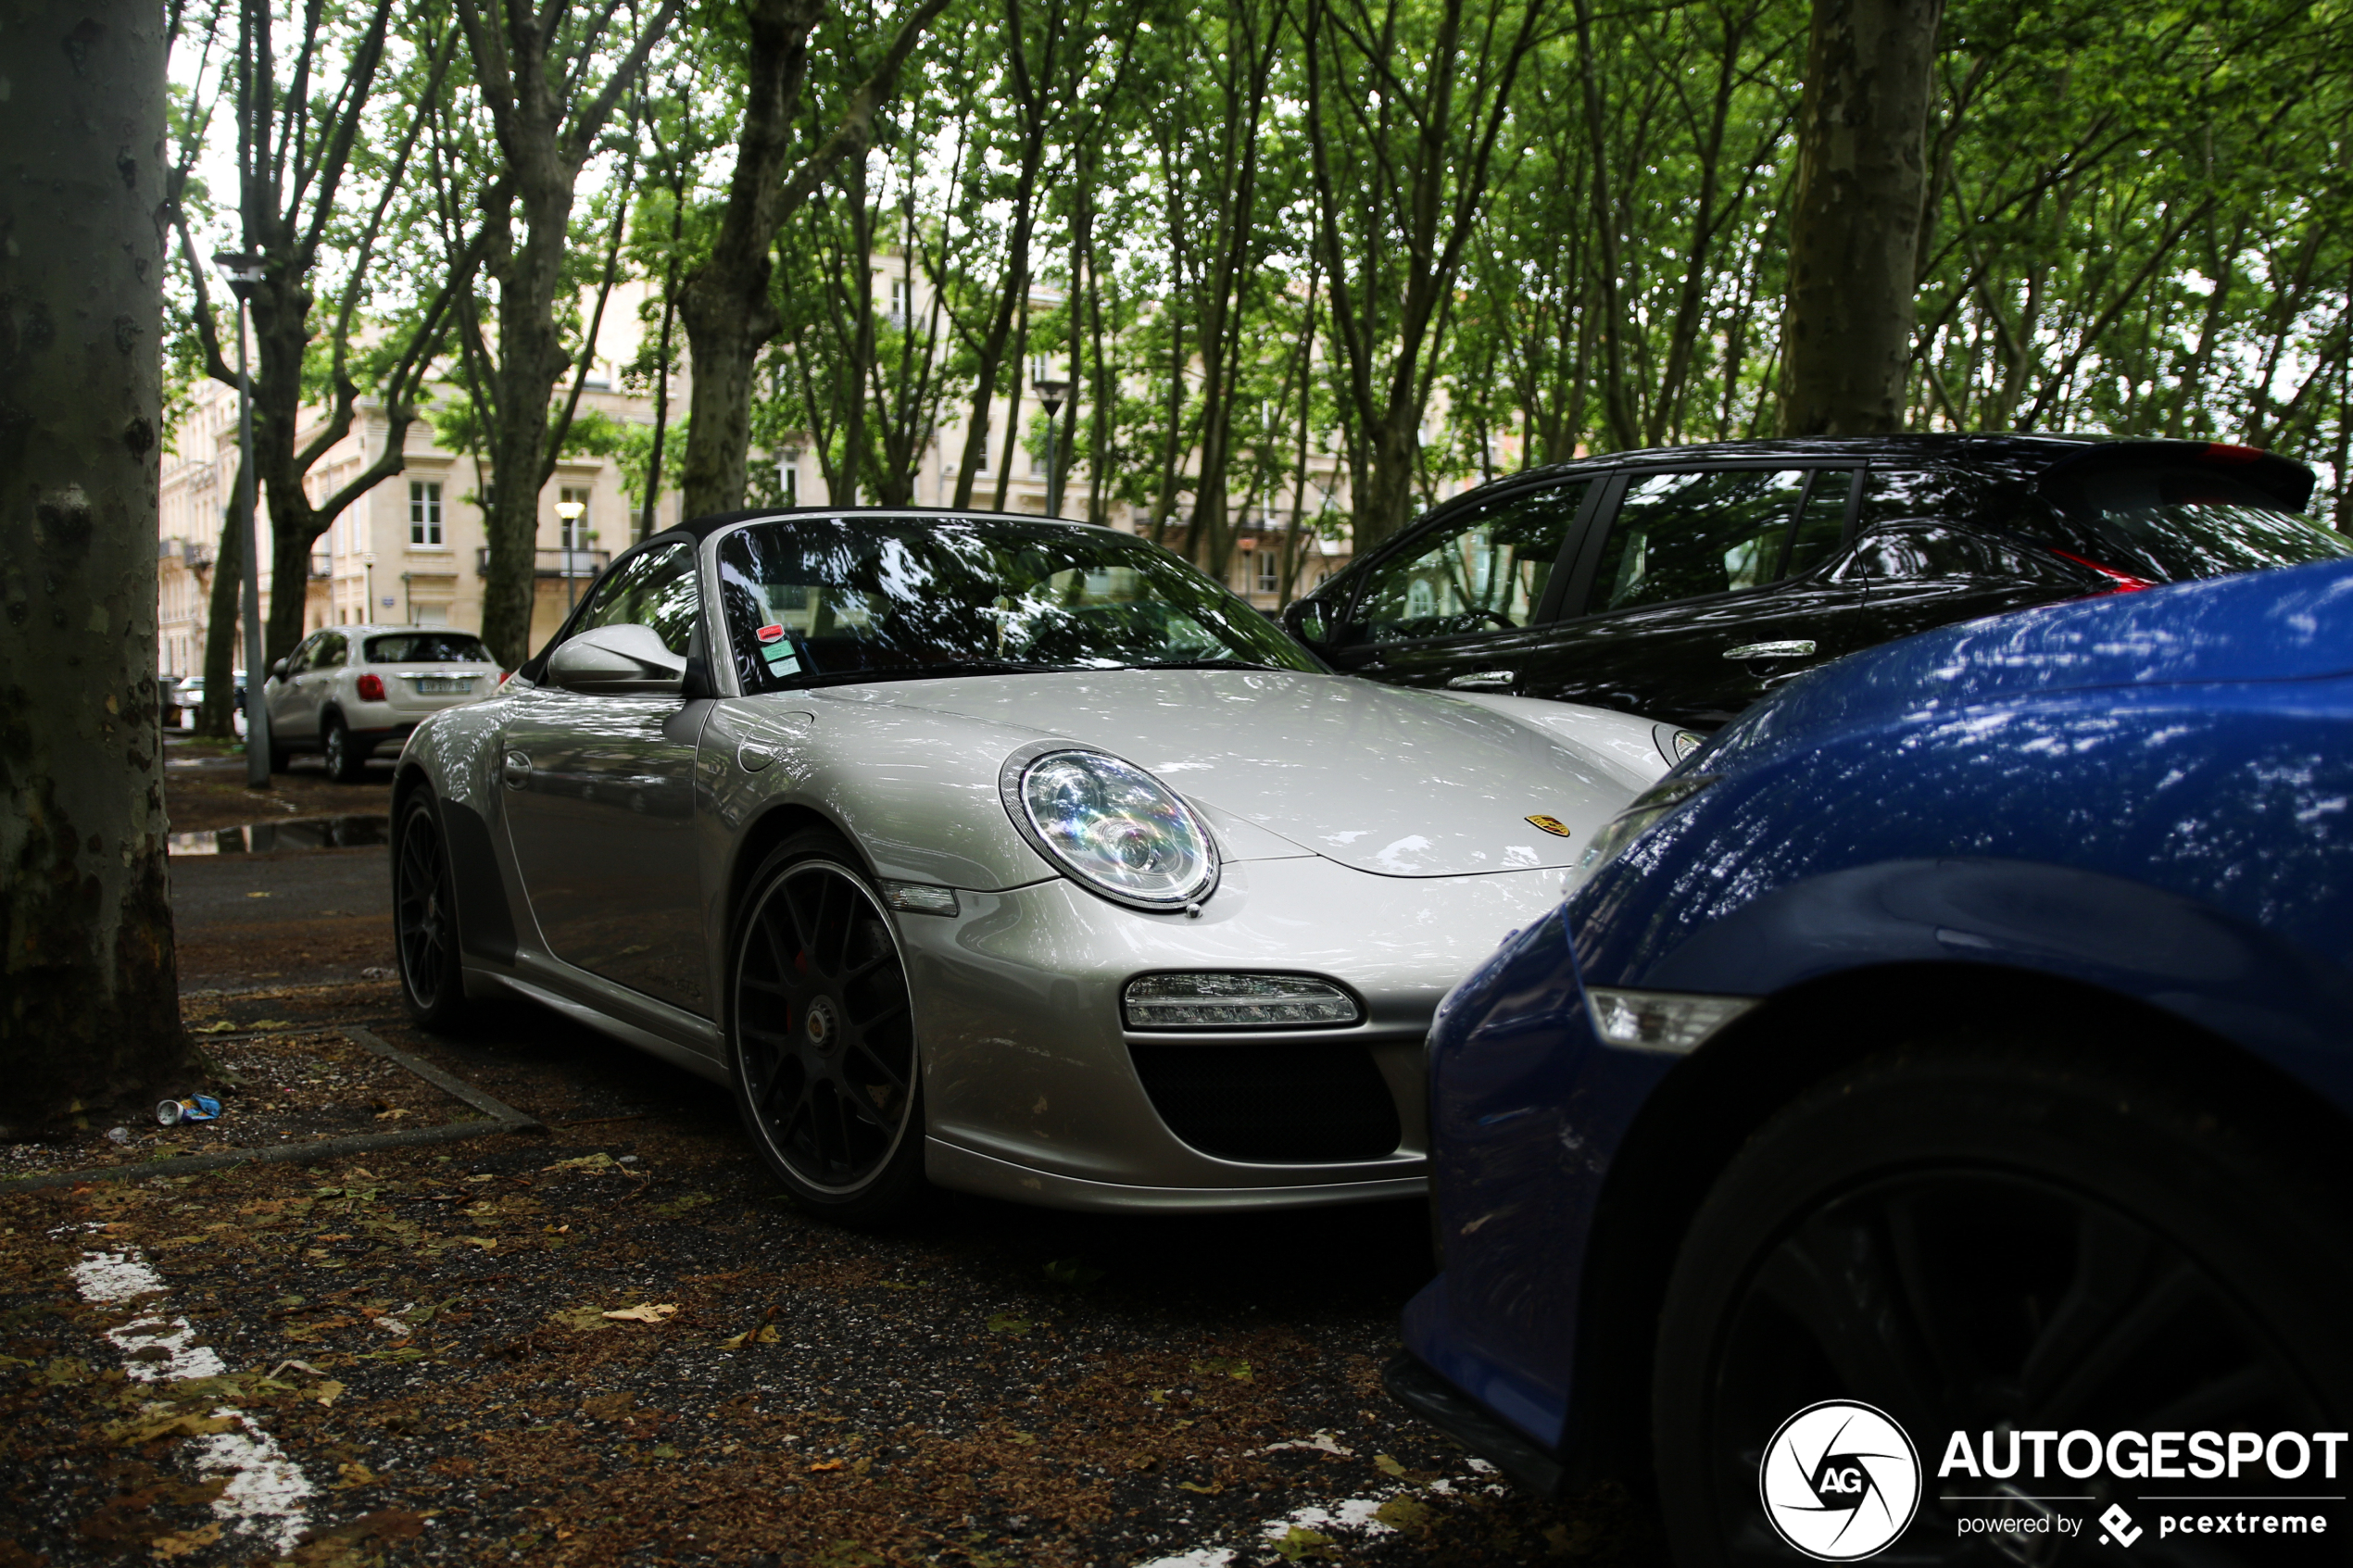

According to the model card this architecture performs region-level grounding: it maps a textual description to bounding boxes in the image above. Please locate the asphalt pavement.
[0,814,1664,1566]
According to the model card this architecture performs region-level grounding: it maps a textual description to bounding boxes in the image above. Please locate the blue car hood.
[1732,556,2353,752]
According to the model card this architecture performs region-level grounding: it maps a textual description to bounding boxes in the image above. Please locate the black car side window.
[1346,481,1589,645]
[568,542,699,657]
[315,633,346,670]
[1831,523,2085,586]
[1589,469,1816,612]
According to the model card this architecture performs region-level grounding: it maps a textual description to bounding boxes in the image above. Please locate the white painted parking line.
[1136,1458,1503,1568]
[65,1228,318,1552]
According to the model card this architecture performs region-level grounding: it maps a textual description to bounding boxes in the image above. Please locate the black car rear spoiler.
[2036,440,2317,515]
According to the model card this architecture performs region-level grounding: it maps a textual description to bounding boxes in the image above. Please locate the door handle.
[1722,640,1817,660]
[1445,670,1516,691]
[502,750,532,788]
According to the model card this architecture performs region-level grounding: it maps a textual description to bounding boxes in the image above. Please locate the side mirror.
[547,622,688,695]
[270,658,288,679]
[1280,596,1330,646]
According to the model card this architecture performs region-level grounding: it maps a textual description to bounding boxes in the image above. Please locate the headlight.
[1000,745,1219,910]
[1565,773,1718,895]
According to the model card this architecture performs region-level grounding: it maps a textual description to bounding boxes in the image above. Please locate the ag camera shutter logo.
[1759,1400,1923,1560]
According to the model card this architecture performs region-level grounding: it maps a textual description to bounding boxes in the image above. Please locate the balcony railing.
[309,552,333,579]
[474,546,610,579]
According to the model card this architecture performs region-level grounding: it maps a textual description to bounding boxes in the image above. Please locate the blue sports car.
[1389,557,2353,1564]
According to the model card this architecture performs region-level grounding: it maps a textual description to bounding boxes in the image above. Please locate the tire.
[1652,1040,2351,1568]
[728,829,926,1224]
[322,714,367,783]
[392,790,475,1031]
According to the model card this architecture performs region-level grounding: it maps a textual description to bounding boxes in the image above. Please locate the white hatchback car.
[263,624,504,780]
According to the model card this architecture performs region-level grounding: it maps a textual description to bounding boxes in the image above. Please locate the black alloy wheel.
[393,792,472,1029]
[323,715,366,783]
[730,831,925,1223]
[1653,1040,2350,1568]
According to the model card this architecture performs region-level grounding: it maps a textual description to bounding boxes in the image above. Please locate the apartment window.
[778,459,799,506]
[1256,551,1280,594]
[560,486,592,548]
[887,278,912,326]
[409,480,444,546]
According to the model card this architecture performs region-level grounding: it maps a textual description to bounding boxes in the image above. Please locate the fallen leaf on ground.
[1176,1480,1223,1495]
[547,1305,609,1332]
[720,1325,779,1348]
[601,1302,678,1324]
[986,1312,1031,1336]
[809,1458,847,1472]
[311,1380,346,1407]
[1373,1452,1409,1478]
[148,1522,221,1559]
[1375,1495,1432,1530]
[107,1409,239,1447]
[1268,1524,1337,1562]
[1192,1356,1253,1381]
[546,1152,617,1172]
[191,1021,239,1035]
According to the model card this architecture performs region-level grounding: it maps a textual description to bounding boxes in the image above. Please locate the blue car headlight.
[1001,745,1220,911]
[1566,773,1720,895]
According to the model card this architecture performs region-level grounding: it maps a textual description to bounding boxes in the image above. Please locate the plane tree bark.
[0,0,186,1124]
[675,0,953,521]
[1778,0,1941,434]
[450,0,681,665]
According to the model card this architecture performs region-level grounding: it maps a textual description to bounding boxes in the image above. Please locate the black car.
[1282,435,2348,728]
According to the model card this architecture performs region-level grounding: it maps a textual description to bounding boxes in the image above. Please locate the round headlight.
[1000,745,1218,910]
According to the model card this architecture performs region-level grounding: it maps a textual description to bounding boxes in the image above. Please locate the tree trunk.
[196,502,244,736]
[1778,0,1942,435]
[475,174,574,667]
[0,0,188,1124]
[679,0,951,521]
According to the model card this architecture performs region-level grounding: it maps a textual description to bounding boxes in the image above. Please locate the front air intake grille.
[1129,1042,1402,1163]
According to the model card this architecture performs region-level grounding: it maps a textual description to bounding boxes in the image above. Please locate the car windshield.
[717,514,1318,692]
[2037,465,2352,582]
[365,632,494,664]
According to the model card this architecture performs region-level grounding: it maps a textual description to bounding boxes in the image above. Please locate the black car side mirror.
[1281,597,1331,646]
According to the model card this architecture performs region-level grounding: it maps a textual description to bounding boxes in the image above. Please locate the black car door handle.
[1723,640,1817,660]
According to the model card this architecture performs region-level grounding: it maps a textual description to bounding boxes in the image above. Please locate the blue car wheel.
[1651,1037,2350,1566]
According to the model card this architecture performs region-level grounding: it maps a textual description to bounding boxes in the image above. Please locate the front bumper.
[889,854,1566,1210]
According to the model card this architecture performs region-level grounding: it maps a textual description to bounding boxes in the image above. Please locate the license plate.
[412,677,472,695]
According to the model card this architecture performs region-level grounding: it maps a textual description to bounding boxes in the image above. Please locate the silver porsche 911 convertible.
[391,508,1674,1220]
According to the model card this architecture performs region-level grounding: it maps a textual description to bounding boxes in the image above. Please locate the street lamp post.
[1032,378,1070,518]
[778,439,804,508]
[556,497,586,615]
[213,251,271,788]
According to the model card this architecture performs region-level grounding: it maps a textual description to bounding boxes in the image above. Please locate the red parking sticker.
[757,624,786,644]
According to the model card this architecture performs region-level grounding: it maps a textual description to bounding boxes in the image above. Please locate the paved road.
[38,835,1667,1566]
[170,846,395,994]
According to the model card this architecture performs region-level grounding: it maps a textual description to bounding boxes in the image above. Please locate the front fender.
[1617,859,2353,1114]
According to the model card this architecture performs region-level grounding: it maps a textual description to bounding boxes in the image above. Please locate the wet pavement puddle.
[168,815,390,856]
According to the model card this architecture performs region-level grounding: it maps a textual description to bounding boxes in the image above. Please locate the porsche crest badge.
[1525,814,1572,837]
